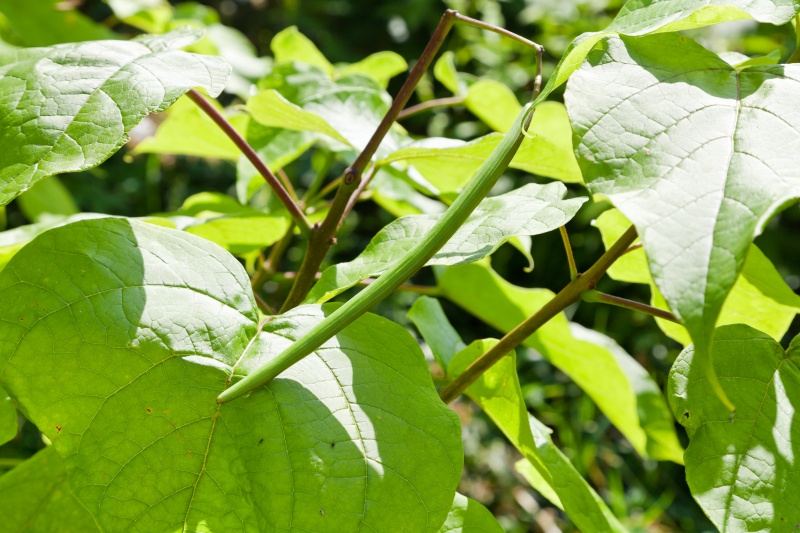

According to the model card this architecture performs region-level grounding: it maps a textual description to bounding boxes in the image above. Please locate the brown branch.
[187,90,312,235]
[439,225,638,404]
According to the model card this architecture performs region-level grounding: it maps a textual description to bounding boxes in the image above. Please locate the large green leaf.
[380,102,583,191]
[567,33,800,402]
[0,385,15,445]
[438,262,683,463]
[669,325,800,531]
[537,0,800,103]
[0,29,230,207]
[594,209,800,345]
[304,182,586,303]
[0,218,462,532]
[407,296,466,373]
[437,493,504,533]
[0,446,100,532]
[448,340,626,532]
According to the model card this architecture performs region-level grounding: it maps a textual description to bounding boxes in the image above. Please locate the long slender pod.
[218,103,535,403]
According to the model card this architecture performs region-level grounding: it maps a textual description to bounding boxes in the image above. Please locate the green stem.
[559,226,577,280]
[187,90,312,235]
[581,290,679,323]
[218,103,536,404]
[438,226,638,404]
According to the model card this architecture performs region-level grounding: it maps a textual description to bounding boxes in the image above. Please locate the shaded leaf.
[0,385,15,445]
[669,325,800,531]
[305,182,586,303]
[408,296,466,372]
[0,29,230,207]
[568,33,800,395]
[438,493,504,533]
[0,217,462,532]
[0,447,99,532]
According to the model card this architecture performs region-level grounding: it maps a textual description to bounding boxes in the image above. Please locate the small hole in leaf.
[258,438,264,445]
[331,441,335,448]
[683,412,690,419]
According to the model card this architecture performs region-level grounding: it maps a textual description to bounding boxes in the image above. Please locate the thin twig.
[187,90,312,235]
[582,290,679,323]
[397,96,466,120]
[439,226,638,404]
[559,226,578,280]
[277,168,299,202]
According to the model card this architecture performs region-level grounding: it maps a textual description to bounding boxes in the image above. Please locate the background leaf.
[0,385,15,446]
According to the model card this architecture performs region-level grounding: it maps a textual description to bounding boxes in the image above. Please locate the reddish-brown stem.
[439,226,638,404]
[582,290,679,323]
[187,90,312,235]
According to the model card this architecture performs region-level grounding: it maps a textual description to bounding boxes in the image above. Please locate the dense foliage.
[1,1,799,532]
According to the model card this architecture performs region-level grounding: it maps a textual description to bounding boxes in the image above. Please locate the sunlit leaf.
[448,340,626,532]
[438,493,504,533]
[594,209,800,345]
[0,29,230,207]
[536,0,800,103]
[271,25,335,75]
[568,33,800,397]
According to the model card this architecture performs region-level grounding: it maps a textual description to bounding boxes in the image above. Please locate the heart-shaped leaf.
[0,29,230,207]
[0,217,462,532]
[669,325,800,531]
[567,33,800,405]
[305,182,586,303]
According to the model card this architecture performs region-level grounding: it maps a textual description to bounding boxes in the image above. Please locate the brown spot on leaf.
[55,425,62,433]
[145,408,152,414]
[258,438,264,445]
